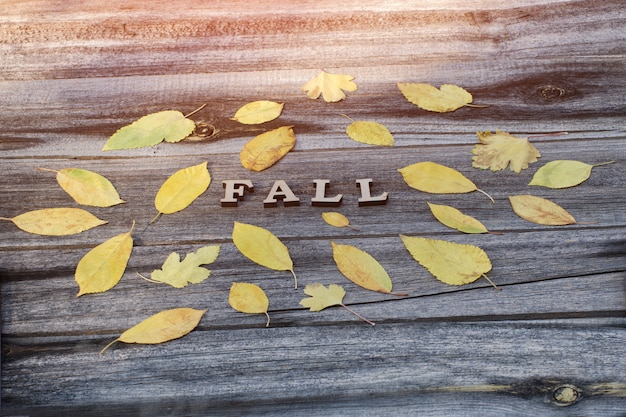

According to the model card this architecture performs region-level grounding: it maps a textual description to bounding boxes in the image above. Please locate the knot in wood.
[537,84,566,99]
[552,384,581,406]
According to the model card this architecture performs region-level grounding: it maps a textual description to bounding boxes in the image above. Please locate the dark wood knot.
[537,84,566,100]
[552,384,581,406]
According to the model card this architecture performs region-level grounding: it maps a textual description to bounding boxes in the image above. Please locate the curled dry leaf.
[322,212,358,230]
[427,202,488,234]
[472,130,541,173]
[231,100,284,124]
[397,83,479,112]
[38,167,124,207]
[508,195,576,225]
[301,70,358,102]
[100,307,207,354]
[229,282,271,327]
[147,245,221,288]
[529,160,615,189]
[345,120,394,146]
[0,208,107,236]
[75,222,135,296]
[300,283,375,326]
[153,161,211,220]
[240,126,296,172]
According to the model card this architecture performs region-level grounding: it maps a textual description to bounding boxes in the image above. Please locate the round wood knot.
[537,85,566,99]
[552,384,581,406]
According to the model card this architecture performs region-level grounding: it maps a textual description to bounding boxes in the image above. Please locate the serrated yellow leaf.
[301,70,358,102]
[240,126,296,172]
[229,282,270,327]
[300,283,346,311]
[232,221,297,288]
[331,241,397,295]
[75,223,134,296]
[398,162,479,194]
[346,121,394,146]
[529,160,615,189]
[472,130,541,173]
[400,235,492,286]
[100,307,206,354]
[509,195,576,225]
[231,100,284,124]
[149,245,220,288]
[102,110,196,151]
[427,202,488,234]
[1,208,107,236]
[154,162,211,216]
[397,83,474,112]
[39,167,124,207]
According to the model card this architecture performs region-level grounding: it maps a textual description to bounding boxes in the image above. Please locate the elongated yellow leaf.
[322,212,358,230]
[231,100,284,124]
[102,110,196,151]
[149,245,221,288]
[229,282,270,327]
[301,70,358,102]
[397,83,475,112]
[39,167,124,207]
[1,208,107,236]
[472,130,541,173]
[100,307,206,354]
[240,126,296,172]
[232,221,298,288]
[529,160,615,189]
[154,161,211,216]
[331,241,398,295]
[427,202,488,234]
[346,121,394,146]
[509,195,576,225]
[75,223,134,296]
[400,235,492,286]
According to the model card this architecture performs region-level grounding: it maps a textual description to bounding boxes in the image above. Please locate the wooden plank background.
[1,1,625,415]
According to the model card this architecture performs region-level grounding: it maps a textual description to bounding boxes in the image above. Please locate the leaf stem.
[264,312,271,327]
[136,272,164,284]
[464,103,490,108]
[481,274,501,290]
[347,224,360,231]
[149,212,162,225]
[184,103,207,118]
[339,113,355,122]
[99,338,119,355]
[476,188,495,204]
[35,167,59,174]
[0,217,12,221]
[592,160,616,167]
[340,303,375,326]
[289,269,298,289]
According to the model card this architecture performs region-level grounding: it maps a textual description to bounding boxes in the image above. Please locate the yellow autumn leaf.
[75,222,134,296]
[322,212,358,230]
[398,161,493,202]
[345,121,394,146]
[240,126,296,172]
[231,100,284,124]
[154,161,211,218]
[301,70,358,102]
[397,83,480,112]
[331,241,402,295]
[229,282,270,327]
[38,167,124,207]
[509,195,576,225]
[427,202,488,234]
[100,307,206,354]
[300,283,375,325]
[400,235,494,287]
[529,160,615,189]
[1,207,107,236]
[147,245,221,288]
[472,130,541,173]
[232,221,298,288]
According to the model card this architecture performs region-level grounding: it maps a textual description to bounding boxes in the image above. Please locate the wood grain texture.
[1,0,625,415]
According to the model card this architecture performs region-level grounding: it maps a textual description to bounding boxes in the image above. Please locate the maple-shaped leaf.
[300,283,375,325]
[472,130,541,173]
[148,245,221,288]
[301,70,357,102]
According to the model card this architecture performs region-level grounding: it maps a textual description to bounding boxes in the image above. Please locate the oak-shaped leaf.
[229,282,270,327]
[153,162,211,221]
[38,167,124,207]
[232,221,298,288]
[472,130,541,173]
[509,195,576,225]
[427,202,488,234]
[322,212,358,230]
[231,100,284,124]
[400,235,496,288]
[345,120,394,146]
[240,126,296,172]
[75,222,134,296]
[529,160,615,189]
[300,283,375,325]
[100,307,207,354]
[397,83,481,112]
[301,70,357,102]
[147,245,221,288]
[1,208,107,236]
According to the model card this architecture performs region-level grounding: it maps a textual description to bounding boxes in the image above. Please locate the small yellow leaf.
[39,167,124,207]
[240,126,296,172]
[472,130,541,173]
[232,221,298,288]
[301,70,358,102]
[149,245,221,288]
[100,307,206,354]
[529,160,615,189]
[1,208,107,236]
[322,212,357,230]
[400,235,492,286]
[229,282,270,327]
[154,161,211,216]
[509,195,576,225]
[300,283,376,325]
[231,100,284,124]
[397,83,475,112]
[331,241,398,295]
[427,202,488,234]
[75,222,134,296]
[346,121,394,146]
